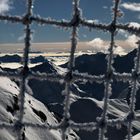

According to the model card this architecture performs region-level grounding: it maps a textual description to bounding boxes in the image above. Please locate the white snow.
[0,62,42,69]
[133,133,140,140]
[0,77,79,140]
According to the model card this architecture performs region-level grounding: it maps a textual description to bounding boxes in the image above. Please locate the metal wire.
[0,0,140,140]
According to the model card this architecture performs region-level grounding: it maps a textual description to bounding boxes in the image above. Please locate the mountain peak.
[0,77,78,140]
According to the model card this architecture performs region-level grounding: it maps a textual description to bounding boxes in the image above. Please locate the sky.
[0,0,140,54]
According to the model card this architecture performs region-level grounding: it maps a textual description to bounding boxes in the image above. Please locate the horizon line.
[0,41,89,45]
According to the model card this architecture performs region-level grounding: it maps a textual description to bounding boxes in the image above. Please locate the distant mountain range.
[1,49,140,139]
[0,54,21,63]
[0,54,46,63]
[60,49,136,101]
[29,48,140,139]
[61,49,140,109]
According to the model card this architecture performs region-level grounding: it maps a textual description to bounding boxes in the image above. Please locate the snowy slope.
[1,50,140,139]
[70,97,140,140]
[0,77,79,140]
[60,52,131,100]
[133,133,140,140]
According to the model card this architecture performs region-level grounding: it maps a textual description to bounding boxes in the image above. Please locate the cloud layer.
[88,36,138,55]
[88,38,127,55]
[88,35,139,54]
[88,22,140,55]
[88,38,108,53]
[121,2,140,12]
[0,0,11,14]
[129,22,140,28]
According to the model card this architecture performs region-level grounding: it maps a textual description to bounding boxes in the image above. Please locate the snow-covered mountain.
[70,97,140,140]
[29,60,65,105]
[0,54,21,63]
[1,49,140,139]
[0,54,46,64]
[60,49,138,100]
[28,49,140,139]
[0,77,79,140]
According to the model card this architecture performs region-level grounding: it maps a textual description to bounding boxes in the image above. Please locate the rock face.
[61,49,136,74]
[1,49,140,140]
[59,49,140,139]
[70,98,129,140]
[29,61,65,105]
[30,55,45,64]
[113,49,136,73]
[70,97,140,140]
[60,49,138,100]
[3,49,137,103]
[0,54,21,63]
[0,54,45,64]
[0,77,79,140]
[61,52,107,75]
[28,51,133,106]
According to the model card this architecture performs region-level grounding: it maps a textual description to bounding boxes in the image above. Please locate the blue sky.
[0,0,139,43]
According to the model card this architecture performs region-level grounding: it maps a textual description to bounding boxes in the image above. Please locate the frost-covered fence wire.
[0,0,140,140]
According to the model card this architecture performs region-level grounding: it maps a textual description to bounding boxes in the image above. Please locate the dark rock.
[32,107,47,123]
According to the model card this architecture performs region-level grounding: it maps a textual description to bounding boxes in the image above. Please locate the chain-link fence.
[0,0,140,140]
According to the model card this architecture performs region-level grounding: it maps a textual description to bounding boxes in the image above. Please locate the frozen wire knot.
[14,121,24,130]
[126,112,136,123]
[109,22,117,33]
[20,66,29,77]
[22,14,32,25]
[105,70,113,81]
[64,71,73,82]
[97,117,107,129]
[61,118,70,130]
[131,70,139,81]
